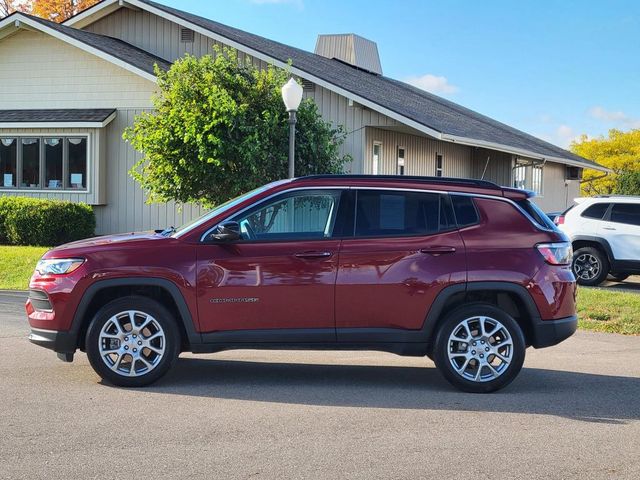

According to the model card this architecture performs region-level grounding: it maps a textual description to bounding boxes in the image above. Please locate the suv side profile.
[555,196,640,286]
[26,175,577,393]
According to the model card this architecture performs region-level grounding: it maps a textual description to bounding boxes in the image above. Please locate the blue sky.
[163,0,640,149]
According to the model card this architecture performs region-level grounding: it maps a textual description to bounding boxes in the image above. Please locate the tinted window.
[516,199,556,229]
[234,191,341,241]
[451,195,479,227]
[582,203,610,220]
[354,190,446,237]
[610,203,640,226]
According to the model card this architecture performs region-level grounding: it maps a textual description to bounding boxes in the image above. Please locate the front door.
[335,189,466,338]
[196,189,346,339]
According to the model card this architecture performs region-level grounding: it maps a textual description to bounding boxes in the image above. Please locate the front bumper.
[530,315,577,348]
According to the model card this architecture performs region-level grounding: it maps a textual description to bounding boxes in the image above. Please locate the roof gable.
[0,12,169,81]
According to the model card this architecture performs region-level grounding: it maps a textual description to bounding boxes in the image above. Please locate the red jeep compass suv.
[26,175,577,393]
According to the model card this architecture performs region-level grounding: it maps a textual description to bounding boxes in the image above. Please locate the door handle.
[420,246,456,255]
[602,227,617,231]
[294,251,333,259]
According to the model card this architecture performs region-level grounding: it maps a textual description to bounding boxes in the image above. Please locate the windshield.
[171,181,288,238]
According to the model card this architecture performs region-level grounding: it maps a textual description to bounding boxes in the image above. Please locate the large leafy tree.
[124,48,350,207]
[571,129,640,196]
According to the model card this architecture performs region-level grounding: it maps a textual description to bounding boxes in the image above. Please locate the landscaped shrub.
[0,197,95,246]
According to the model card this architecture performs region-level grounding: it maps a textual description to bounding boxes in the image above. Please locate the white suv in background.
[555,196,640,286]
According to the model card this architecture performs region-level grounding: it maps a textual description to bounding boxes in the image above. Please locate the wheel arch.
[70,278,201,351]
[571,235,614,264]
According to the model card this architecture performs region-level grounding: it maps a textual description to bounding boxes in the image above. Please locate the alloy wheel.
[447,315,513,383]
[98,310,166,377]
[573,253,600,281]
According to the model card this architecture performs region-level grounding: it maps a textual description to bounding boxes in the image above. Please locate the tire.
[85,296,180,387]
[608,273,629,282]
[433,304,526,393]
[572,247,609,286]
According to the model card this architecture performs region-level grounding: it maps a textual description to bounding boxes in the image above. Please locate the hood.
[46,231,167,255]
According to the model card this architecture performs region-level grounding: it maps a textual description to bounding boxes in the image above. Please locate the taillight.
[554,215,564,225]
[537,242,572,265]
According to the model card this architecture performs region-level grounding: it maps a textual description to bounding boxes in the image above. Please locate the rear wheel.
[572,246,609,286]
[434,304,526,393]
[85,296,180,387]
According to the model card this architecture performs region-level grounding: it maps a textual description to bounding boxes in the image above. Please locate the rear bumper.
[530,315,577,348]
[28,328,77,354]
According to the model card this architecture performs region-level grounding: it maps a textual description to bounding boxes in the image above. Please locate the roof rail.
[295,174,501,189]
[594,194,640,199]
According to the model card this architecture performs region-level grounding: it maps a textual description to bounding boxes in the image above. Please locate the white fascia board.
[442,133,611,173]
[0,111,117,129]
[1,14,157,82]
[62,0,120,27]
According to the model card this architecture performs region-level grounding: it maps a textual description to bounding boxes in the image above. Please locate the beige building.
[0,0,607,234]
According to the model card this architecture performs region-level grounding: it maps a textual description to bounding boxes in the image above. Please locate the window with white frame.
[372,142,381,175]
[0,136,87,190]
[397,146,405,175]
[435,153,443,177]
[513,159,543,195]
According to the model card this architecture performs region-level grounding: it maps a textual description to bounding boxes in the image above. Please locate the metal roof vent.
[314,34,383,75]
[180,27,194,43]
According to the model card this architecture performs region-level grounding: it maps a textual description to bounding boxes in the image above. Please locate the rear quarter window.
[581,203,610,220]
[451,195,479,227]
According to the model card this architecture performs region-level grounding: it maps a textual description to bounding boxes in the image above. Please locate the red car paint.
[26,175,576,354]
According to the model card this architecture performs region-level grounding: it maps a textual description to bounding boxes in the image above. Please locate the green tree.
[616,170,640,195]
[570,129,640,196]
[124,48,349,208]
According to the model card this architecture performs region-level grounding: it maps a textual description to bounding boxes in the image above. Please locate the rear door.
[335,189,466,338]
[599,202,640,261]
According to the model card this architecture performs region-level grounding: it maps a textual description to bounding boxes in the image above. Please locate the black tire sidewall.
[85,296,180,387]
[434,304,526,393]
[572,247,609,286]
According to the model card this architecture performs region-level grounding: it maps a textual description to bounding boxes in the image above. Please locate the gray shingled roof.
[136,0,601,170]
[21,13,171,75]
[0,109,116,123]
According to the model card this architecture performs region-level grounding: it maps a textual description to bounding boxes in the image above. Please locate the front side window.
[0,135,88,191]
[610,203,640,226]
[0,138,16,187]
[233,191,342,241]
[354,190,447,237]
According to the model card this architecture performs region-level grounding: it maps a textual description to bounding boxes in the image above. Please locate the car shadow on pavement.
[145,358,640,424]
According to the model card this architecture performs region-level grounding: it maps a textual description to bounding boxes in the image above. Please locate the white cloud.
[250,0,303,8]
[537,124,588,148]
[589,106,640,128]
[404,74,459,95]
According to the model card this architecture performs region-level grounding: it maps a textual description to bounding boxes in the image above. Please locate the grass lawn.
[577,287,640,335]
[0,246,49,290]
[0,245,638,335]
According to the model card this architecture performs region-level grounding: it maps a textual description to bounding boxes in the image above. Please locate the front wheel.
[434,304,526,393]
[85,296,180,387]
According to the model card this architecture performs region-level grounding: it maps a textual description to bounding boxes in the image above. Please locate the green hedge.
[0,197,95,246]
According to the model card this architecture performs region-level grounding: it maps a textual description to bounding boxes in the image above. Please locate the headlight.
[35,258,85,275]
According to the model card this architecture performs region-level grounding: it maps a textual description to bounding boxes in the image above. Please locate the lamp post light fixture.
[281,78,303,178]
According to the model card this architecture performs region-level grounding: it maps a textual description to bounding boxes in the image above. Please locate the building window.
[0,135,88,191]
[397,147,405,175]
[435,153,443,177]
[513,159,543,195]
[0,138,17,187]
[372,142,381,175]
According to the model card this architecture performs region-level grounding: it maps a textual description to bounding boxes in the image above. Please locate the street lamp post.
[281,78,303,179]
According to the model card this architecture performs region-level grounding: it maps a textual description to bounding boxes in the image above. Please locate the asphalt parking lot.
[1,292,639,480]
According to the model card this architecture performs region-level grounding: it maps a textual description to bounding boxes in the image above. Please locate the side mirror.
[208,221,241,242]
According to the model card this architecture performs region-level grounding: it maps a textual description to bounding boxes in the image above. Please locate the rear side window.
[611,203,640,226]
[581,203,610,220]
[354,190,450,237]
[451,195,479,227]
